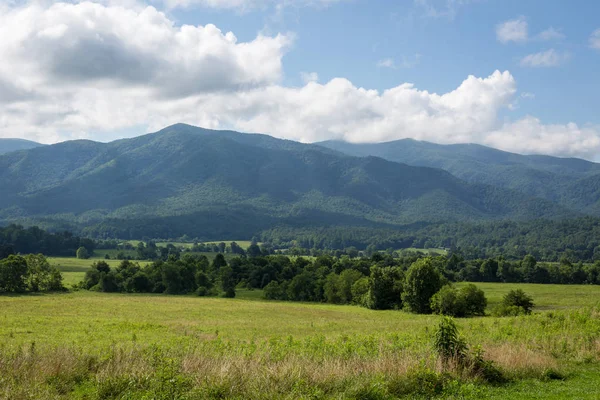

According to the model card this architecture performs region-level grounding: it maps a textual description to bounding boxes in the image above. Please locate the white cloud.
[519,49,569,68]
[590,28,600,49]
[497,17,566,44]
[485,117,600,160]
[520,92,535,99]
[535,27,565,41]
[377,58,396,69]
[496,17,528,43]
[1,2,599,160]
[300,71,318,83]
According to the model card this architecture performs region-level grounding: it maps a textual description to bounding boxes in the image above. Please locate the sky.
[0,0,599,160]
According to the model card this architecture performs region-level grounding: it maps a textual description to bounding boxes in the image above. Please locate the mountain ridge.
[0,138,44,155]
[0,124,575,239]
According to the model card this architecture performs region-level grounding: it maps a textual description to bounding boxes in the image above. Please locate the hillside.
[0,124,571,239]
[318,139,600,212]
[0,138,43,155]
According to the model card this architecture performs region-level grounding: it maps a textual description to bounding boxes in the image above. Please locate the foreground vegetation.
[0,287,599,399]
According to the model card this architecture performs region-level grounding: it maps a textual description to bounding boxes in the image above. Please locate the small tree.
[402,258,444,314]
[0,255,29,293]
[25,254,64,292]
[76,246,90,260]
[220,266,236,298]
[459,284,487,316]
[365,266,403,310]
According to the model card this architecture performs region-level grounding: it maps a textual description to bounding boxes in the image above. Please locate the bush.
[502,289,534,313]
[431,286,467,317]
[492,304,529,317]
[492,289,534,316]
[434,316,467,364]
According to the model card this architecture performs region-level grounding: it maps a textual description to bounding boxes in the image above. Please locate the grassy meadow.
[0,281,599,399]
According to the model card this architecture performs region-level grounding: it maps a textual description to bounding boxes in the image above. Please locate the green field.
[0,282,599,399]
[48,257,152,287]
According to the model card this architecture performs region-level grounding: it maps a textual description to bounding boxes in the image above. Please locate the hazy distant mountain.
[318,139,600,212]
[0,124,571,239]
[0,138,43,155]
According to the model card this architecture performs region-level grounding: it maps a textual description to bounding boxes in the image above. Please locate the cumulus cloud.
[1,1,599,160]
[300,72,319,84]
[590,28,600,49]
[519,49,569,68]
[496,17,528,43]
[0,2,291,98]
[485,117,600,160]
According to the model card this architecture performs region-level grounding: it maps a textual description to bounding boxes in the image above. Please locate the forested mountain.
[318,139,600,212]
[0,138,43,155]
[0,124,571,239]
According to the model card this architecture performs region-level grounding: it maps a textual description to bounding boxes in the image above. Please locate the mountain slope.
[318,139,600,208]
[0,138,43,155]
[0,124,574,239]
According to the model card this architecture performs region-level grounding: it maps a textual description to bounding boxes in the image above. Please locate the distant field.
[125,240,258,249]
[48,257,152,287]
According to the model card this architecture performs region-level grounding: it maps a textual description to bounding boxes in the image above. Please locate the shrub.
[493,289,534,316]
[492,304,528,317]
[431,285,467,317]
[434,316,467,364]
[503,289,534,313]
[263,281,286,300]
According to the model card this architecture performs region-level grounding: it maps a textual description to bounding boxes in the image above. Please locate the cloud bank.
[0,1,599,160]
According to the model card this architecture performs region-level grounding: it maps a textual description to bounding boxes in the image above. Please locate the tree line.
[0,224,95,258]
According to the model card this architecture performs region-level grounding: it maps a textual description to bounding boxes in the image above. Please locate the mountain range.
[319,139,600,215]
[0,124,595,239]
[0,138,43,155]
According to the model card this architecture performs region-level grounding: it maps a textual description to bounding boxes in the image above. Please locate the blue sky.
[0,0,599,159]
[171,0,599,124]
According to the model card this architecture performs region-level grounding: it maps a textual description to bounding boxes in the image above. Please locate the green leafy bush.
[493,289,534,316]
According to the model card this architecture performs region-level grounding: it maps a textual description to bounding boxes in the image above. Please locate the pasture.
[0,283,599,399]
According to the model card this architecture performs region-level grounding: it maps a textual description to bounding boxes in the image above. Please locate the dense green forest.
[320,138,600,214]
[0,224,95,258]
[260,216,600,261]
